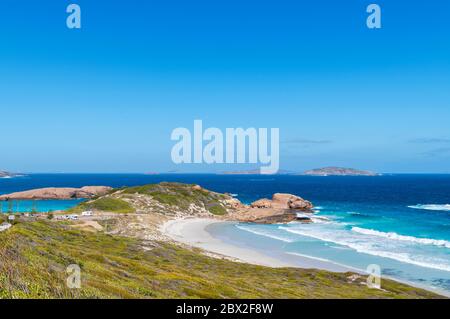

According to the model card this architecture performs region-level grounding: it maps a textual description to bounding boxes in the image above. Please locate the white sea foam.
[351,227,450,249]
[310,216,331,224]
[328,245,352,250]
[279,226,450,272]
[285,252,332,263]
[408,204,450,212]
[235,225,295,243]
[295,213,331,224]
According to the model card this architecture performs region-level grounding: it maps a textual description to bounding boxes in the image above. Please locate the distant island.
[0,170,24,178]
[302,167,379,176]
[220,167,379,176]
[220,169,295,175]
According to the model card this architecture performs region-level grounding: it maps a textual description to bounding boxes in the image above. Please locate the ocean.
[1,173,450,294]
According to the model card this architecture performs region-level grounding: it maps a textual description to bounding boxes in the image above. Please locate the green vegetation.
[1,183,443,299]
[120,183,164,195]
[67,183,228,216]
[208,204,227,216]
[0,221,441,299]
[121,182,228,215]
[69,197,135,214]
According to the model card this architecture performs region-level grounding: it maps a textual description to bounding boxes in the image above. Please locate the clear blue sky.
[0,0,449,173]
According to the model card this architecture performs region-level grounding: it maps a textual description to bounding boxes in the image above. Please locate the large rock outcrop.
[250,198,272,208]
[272,193,313,210]
[250,194,313,211]
[222,197,246,209]
[230,193,314,224]
[0,186,112,201]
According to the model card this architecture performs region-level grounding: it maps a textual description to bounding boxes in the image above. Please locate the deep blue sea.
[1,174,450,294]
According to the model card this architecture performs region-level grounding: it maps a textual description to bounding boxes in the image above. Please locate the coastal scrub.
[0,221,442,299]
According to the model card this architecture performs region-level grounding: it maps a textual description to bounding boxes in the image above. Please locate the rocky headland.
[0,186,112,201]
[0,182,314,224]
[227,193,314,224]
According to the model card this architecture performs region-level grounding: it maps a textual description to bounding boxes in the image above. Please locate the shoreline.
[160,217,450,297]
[161,218,292,267]
[161,218,359,272]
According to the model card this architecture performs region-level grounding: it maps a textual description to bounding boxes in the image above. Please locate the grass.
[208,205,227,216]
[69,197,134,214]
[0,221,443,299]
[120,182,228,215]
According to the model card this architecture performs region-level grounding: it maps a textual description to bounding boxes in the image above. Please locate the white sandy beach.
[161,218,355,272]
[161,218,292,267]
[161,218,450,297]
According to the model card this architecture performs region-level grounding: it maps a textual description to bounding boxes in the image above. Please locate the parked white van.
[81,211,94,217]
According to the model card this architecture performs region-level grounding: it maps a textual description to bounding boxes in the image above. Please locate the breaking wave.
[279,226,450,272]
[408,204,450,212]
[351,227,450,249]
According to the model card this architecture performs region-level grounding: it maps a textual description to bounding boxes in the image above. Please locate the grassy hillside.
[69,197,135,214]
[120,182,229,215]
[0,220,441,299]
[65,182,230,218]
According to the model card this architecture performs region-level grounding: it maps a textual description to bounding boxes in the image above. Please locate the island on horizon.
[220,169,296,175]
[219,167,379,176]
[301,167,380,176]
[0,170,25,179]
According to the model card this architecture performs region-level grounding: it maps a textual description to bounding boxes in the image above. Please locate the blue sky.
[0,0,449,173]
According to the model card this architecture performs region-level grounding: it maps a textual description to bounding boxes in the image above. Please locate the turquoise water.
[1,173,450,294]
[0,199,84,213]
[207,208,450,295]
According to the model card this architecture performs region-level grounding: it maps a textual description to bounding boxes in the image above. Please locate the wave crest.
[408,204,450,212]
[279,226,450,272]
[351,227,450,249]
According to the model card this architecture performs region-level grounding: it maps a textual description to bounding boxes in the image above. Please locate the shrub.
[72,197,134,214]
